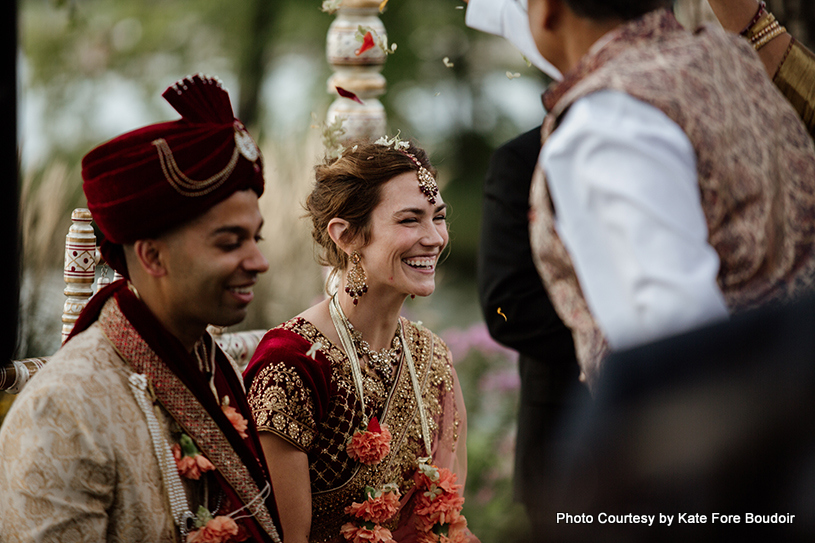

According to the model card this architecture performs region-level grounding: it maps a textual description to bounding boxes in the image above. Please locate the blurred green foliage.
[448,323,530,542]
[20,0,547,275]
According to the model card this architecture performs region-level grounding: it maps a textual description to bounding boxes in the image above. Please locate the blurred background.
[7,0,815,540]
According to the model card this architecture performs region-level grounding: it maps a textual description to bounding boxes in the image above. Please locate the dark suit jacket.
[476,125,588,508]
[545,293,815,541]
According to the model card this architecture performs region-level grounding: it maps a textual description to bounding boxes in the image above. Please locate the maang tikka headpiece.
[374,133,439,204]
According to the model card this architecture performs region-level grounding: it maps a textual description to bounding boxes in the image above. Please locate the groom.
[0,74,282,543]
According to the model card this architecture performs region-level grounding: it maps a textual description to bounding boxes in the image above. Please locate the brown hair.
[306,138,437,272]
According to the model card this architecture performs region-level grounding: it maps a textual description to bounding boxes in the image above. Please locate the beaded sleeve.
[247,361,318,451]
[774,39,815,139]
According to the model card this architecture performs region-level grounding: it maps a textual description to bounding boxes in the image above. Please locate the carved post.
[94,248,111,294]
[325,0,388,141]
[62,208,96,343]
[0,358,48,394]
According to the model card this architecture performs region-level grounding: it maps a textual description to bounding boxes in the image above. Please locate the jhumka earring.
[345,251,368,305]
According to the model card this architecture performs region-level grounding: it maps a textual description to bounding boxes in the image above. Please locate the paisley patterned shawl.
[245,317,465,543]
[72,279,282,543]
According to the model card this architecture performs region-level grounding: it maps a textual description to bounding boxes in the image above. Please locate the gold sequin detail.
[248,364,316,450]
[247,317,457,543]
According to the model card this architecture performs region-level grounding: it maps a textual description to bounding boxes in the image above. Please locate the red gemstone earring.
[345,251,368,305]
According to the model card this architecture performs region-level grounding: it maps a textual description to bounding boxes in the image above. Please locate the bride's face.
[357,171,448,299]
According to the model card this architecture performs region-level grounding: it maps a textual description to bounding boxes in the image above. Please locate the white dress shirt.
[467,1,729,349]
[465,0,563,80]
[541,90,729,349]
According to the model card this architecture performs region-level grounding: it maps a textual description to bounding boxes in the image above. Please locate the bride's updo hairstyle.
[306,138,437,273]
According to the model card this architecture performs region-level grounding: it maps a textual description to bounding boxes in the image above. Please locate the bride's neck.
[337,286,405,352]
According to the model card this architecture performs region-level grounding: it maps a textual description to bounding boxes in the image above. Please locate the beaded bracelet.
[744,13,776,40]
[740,1,767,36]
[753,22,787,51]
[750,18,780,44]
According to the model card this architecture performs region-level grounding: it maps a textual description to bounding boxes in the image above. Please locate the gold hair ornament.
[374,132,439,204]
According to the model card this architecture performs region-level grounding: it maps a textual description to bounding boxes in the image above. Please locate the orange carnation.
[346,417,392,465]
[173,443,215,480]
[345,488,401,524]
[222,403,249,439]
[413,490,465,533]
[340,522,395,543]
[415,511,469,543]
[434,467,461,494]
[186,515,245,543]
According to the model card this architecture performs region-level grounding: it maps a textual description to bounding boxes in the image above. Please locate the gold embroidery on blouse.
[248,317,457,543]
[247,364,316,450]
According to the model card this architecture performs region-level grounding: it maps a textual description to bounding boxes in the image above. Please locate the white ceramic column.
[62,208,96,343]
[325,0,388,141]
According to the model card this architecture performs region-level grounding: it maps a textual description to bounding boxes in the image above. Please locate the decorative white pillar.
[325,0,388,141]
[0,358,48,394]
[62,208,96,343]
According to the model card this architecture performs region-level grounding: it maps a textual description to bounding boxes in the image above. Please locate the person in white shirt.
[466,0,563,80]
[467,0,815,387]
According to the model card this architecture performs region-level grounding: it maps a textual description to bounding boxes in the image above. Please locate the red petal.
[336,86,364,105]
[355,32,376,56]
[367,416,381,433]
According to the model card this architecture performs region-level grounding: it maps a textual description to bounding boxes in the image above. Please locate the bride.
[244,136,476,543]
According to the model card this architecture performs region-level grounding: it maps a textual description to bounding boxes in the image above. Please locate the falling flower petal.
[443,57,454,68]
[336,86,364,105]
[379,36,397,55]
[321,0,343,14]
[355,31,376,56]
[506,72,521,79]
[497,307,507,321]
[456,5,464,9]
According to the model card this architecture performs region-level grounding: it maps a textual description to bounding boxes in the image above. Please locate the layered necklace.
[328,294,432,458]
[345,320,402,382]
[329,295,462,543]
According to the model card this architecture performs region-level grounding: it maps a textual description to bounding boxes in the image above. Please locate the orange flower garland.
[341,484,401,543]
[347,416,392,465]
[413,460,469,543]
[221,396,249,439]
[172,434,215,480]
[186,506,248,543]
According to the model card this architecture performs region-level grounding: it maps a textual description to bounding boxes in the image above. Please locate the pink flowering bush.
[441,321,527,541]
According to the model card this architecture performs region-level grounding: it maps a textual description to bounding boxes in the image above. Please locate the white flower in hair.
[374,130,408,149]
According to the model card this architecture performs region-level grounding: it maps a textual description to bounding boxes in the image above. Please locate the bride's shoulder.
[402,318,451,359]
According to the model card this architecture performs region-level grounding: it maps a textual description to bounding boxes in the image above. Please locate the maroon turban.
[81,74,263,276]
